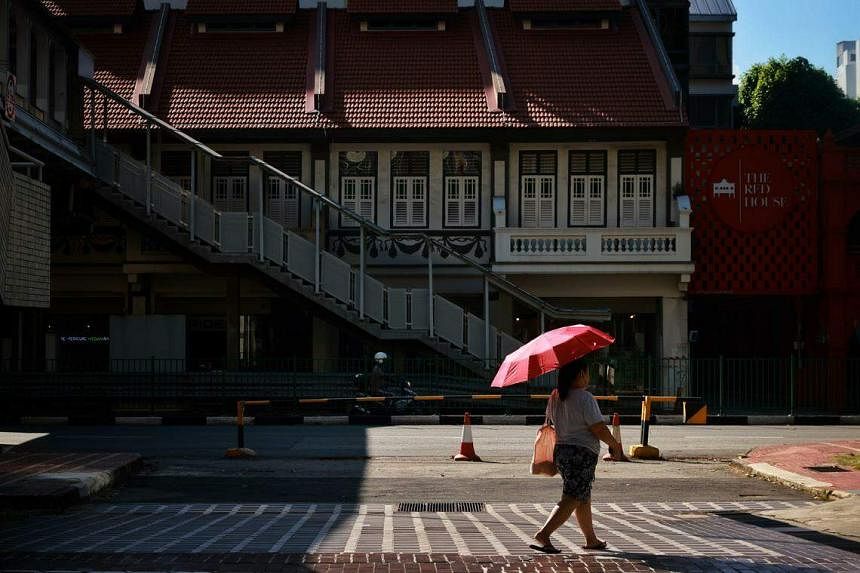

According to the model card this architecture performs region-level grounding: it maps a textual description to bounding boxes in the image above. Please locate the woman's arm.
[589,421,623,459]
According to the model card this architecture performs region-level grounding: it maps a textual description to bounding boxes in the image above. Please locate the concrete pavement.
[0,451,142,508]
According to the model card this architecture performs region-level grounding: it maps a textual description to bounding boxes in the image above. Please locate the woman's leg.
[574,498,604,547]
[534,495,579,545]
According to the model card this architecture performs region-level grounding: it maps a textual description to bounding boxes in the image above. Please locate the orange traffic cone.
[603,412,628,462]
[454,412,481,462]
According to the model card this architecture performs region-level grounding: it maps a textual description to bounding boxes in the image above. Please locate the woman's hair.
[557,359,588,401]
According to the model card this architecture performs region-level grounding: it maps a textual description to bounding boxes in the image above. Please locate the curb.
[0,455,143,509]
[730,458,854,500]
[14,414,860,426]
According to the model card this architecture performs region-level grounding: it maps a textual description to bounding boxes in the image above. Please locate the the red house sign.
[707,148,796,233]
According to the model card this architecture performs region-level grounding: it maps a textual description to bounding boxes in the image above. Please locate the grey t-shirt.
[545,388,604,455]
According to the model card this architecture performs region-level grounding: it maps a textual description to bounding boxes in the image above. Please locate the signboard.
[706,148,796,233]
[686,130,818,295]
[3,74,15,121]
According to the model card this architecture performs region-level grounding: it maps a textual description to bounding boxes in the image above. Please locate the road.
[6,423,858,459]
[1,424,858,572]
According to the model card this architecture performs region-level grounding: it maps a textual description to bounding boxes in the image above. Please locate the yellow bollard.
[628,396,660,460]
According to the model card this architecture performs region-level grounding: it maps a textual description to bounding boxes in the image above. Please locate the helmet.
[374,352,389,363]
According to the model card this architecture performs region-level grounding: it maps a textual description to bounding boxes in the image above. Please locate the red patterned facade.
[686,130,819,295]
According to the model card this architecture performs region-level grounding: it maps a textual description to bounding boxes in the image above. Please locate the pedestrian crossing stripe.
[0,500,842,560]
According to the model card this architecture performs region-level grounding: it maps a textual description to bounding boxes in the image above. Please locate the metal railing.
[2,356,858,416]
[79,77,611,369]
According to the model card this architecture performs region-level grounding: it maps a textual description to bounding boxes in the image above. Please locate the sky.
[733,0,860,81]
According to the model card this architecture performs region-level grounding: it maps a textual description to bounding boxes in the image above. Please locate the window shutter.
[215,178,228,204]
[637,175,653,227]
[393,178,409,226]
[588,152,606,174]
[588,176,604,226]
[620,175,636,227]
[463,177,478,226]
[538,176,555,228]
[230,178,246,212]
[618,151,638,174]
[341,177,358,225]
[522,177,538,228]
[446,178,461,226]
[285,182,299,228]
[267,178,283,223]
[570,176,587,226]
[359,178,375,221]
[411,178,426,226]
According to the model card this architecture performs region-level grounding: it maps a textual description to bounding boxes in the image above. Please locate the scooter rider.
[368,351,388,394]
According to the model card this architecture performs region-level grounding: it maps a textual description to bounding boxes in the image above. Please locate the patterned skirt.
[553,444,598,501]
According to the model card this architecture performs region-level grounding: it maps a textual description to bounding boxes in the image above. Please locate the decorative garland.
[330,233,489,260]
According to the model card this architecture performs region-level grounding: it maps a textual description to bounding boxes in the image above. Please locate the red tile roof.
[41,0,137,17]
[157,14,314,130]
[491,8,679,127]
[327,11,501,129]
[347,0,459,14]
[70,4,682,131]
[76,16,153,129]
[508,0,622,11]
[185,1,297,16]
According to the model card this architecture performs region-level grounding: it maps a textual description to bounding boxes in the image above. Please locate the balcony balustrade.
[494,226,692,264]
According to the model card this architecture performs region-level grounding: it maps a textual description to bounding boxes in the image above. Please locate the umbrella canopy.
[490,324,614,388]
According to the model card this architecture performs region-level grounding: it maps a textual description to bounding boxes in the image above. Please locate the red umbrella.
[490,324,614,388]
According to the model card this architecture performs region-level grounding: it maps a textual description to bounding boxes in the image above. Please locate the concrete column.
[225,272,241,368]
[660,295,688,397]
[661,295,688,359]
[312,316,339,373]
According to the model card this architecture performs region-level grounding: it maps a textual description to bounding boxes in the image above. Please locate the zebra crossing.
[2,500,847,560]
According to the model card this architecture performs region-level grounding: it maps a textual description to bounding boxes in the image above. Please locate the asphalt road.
[5,424,857,504]
[4,424,858,459]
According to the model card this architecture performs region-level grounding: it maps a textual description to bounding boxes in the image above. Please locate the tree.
[738,56,860,133]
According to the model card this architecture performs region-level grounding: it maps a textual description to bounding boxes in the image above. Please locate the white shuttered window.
[569,151,606,226]
[213,176,247,212]
[391,151,429,228]
[445,176,479,227]
[393,177,427,227]
[570,176,605,226]
[444,151,481,228]
[618,150,655,227]
[267,178,299,229]
[341,176,375,226]
[520,151,557,228]
[263,151,302,229]
[339,151,377,227]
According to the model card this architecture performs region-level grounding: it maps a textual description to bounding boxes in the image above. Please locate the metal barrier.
[2,357,858,416]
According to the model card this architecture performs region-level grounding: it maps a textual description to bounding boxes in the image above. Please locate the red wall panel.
[687,130,819,294]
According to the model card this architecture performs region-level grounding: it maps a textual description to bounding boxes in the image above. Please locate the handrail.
[82,78,611,323]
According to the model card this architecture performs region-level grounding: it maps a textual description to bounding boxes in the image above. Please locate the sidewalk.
[0,451,142,508]
[732,440,860,542]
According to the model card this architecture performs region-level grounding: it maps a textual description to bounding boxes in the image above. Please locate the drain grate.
[805,465,849,473]
[397,502,485,513]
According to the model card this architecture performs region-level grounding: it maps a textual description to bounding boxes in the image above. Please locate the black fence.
[1,357,858,417]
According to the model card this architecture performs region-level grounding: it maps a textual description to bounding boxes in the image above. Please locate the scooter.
[351,373,419,415]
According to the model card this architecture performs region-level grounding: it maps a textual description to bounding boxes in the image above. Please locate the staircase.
[81,79,609,376]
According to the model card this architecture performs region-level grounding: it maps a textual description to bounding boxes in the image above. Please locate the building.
[1,0,691,402]
[837,40,858,100]
[688,0,736,128]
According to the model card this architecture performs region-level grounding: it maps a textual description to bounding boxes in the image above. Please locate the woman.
[531,359,623,553]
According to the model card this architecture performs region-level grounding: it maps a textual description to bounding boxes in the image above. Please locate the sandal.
[529,543,562,554]
[582,540,608,551]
